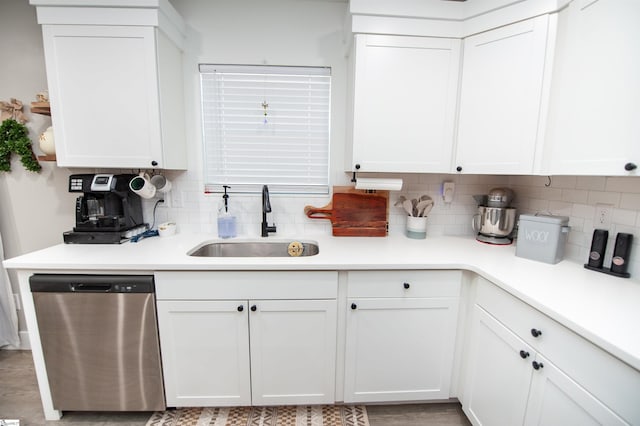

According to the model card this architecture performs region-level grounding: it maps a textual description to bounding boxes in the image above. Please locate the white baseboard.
[3,331,31,350]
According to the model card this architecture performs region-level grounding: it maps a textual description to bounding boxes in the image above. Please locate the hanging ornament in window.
[262,100,269,125]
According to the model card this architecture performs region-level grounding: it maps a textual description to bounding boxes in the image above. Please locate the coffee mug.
[151,174,172,193]
[129,172,156,199]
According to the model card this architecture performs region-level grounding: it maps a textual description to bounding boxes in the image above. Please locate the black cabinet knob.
[531,328,542,338]
[237,305,244,312]
[519,350,530,359]
[351,303,357,310]
[250,305,257,312]
[151,160,158,166]
[403,282,410,289]
[625,162,637,171]
[456,166,462,172]
[532,361,544,370]
[355,163,361,170]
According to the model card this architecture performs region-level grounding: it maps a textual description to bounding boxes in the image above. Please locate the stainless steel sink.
[187,240,319,257]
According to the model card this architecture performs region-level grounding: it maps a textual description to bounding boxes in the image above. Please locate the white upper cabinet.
[346,34,461,173]
[454,15,555,174]
[542,0,640,176]
[32,2,187,169]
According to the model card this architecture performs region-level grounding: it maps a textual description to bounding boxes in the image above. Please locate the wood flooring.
[0,349,471,426]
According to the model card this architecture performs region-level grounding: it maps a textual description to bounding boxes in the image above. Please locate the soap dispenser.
[217,185,237,238]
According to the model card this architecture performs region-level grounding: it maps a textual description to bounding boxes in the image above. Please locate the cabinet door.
[344,297,459,403]
[249,299,337,405]
[462,306,533,426]
[157,300,251,407]
[543,0,640,175]
[348,34,461,173]
[42,25,163,168]
[455,15,551,174]
[525,353,629,426]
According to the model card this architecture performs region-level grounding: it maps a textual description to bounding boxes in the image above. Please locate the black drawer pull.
[250,305,257,312]
[403,282,410,289]
[531,328,542,338]
[519,350,530,359]
[532,361,544,370]
[351,303,357,310]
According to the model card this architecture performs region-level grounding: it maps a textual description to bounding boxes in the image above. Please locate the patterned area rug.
[145,405,369,426]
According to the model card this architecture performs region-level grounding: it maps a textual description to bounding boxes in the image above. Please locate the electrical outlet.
[594,204,613,228]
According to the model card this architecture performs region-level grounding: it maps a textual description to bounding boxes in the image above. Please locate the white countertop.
[4,232,640,371]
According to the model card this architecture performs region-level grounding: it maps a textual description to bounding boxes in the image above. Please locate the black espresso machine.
[63,174,146,244]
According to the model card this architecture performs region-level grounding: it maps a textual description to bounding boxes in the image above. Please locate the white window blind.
[200,64,331,194]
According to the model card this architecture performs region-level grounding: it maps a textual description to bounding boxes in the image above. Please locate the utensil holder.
[406,216,427,239]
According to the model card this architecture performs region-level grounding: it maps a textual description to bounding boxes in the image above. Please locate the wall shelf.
[31,101,50,116]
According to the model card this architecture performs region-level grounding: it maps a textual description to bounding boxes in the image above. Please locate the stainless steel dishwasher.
[29,274,165,412]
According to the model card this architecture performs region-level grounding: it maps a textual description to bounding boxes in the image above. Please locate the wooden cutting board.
[304,186,388,236]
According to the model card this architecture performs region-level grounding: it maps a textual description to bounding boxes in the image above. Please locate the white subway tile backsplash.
[156,172,640,274]
[561,189,588,204]
[576,176,606,191]
[620,193,640,210]
[549,176,577,189]
[587,191,621,207]
[605,177,640,194]
[612,209,638,227]
[571,204,596,219]
[547,201,573,217]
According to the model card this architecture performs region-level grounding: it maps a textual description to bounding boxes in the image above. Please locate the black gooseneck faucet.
[261,185,277,237]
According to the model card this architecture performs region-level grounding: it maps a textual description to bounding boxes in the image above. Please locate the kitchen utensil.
[304,186,388,236]
[415,200,433,217]
[403,199,414,216]
[421,201,434,217]
[406,216,428,239]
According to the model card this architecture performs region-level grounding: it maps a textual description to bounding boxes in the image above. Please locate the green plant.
[0,118,41,172]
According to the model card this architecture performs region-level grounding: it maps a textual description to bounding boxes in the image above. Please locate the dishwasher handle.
[70,283,113,292]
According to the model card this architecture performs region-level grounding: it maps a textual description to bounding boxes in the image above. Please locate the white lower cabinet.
[462,278,636,426]
[249,299,337,406]
[343,271,461,403]
[155,271,338,407]
[157,300,251,407]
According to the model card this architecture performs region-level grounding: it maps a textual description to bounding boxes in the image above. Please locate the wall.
[0,0,84,346]
[2,0,640,344]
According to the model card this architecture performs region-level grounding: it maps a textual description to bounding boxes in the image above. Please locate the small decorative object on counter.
[158,222,177,237]
[516,214,570,264]
[394,194,434,239]
[217,185,237,239]
[584,232,633,278]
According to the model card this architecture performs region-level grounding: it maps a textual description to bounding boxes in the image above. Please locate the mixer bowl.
[472,206,516,237]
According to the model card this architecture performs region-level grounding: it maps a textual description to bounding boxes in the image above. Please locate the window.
[200,64,331,194]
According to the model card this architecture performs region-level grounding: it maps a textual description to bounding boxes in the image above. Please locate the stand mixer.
[472,188,516,245]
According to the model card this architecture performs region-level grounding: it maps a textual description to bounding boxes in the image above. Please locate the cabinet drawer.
[155,271,338,300]
[347,270,461,298]
[476,277,640,424]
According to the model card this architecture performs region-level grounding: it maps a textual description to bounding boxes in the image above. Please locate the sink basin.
[187,240,319,257]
